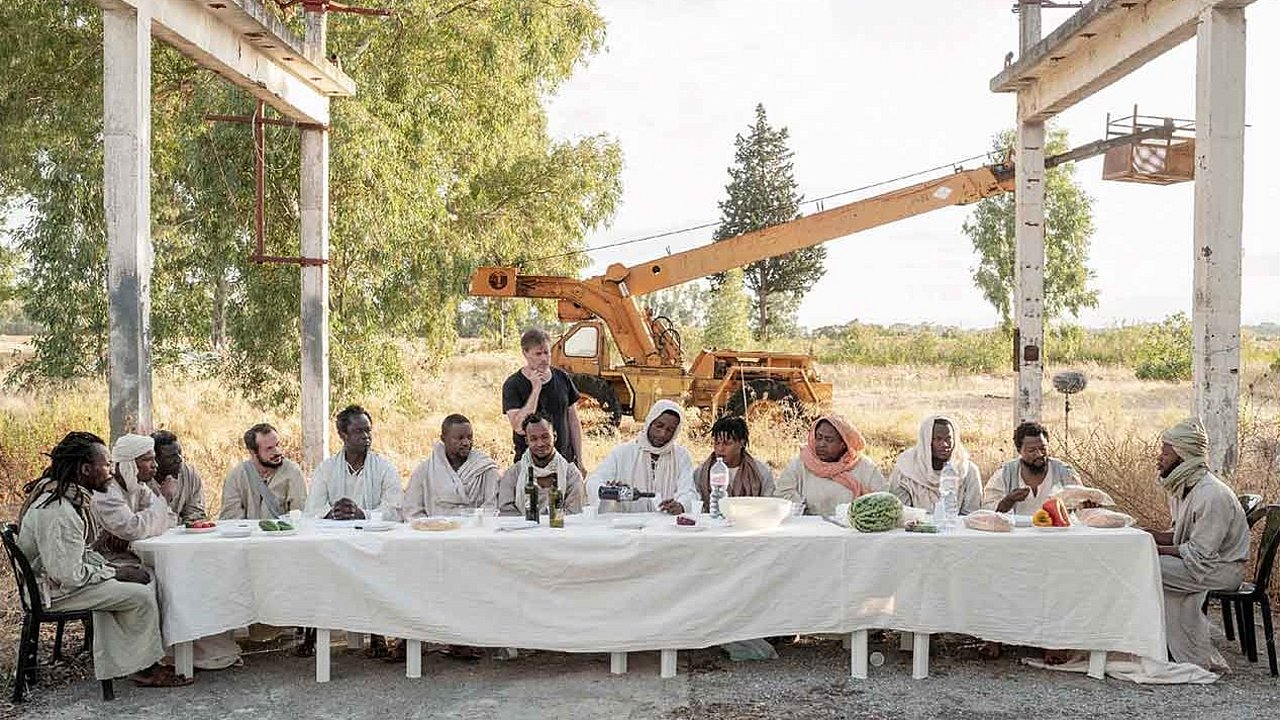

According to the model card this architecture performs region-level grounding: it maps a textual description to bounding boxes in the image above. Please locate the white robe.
[586,442,699,514]
[1160,472,1250,671]
[305,450,403,520]
[981,457,1082,514]
[403,443,500,519]
[774,456,885,517]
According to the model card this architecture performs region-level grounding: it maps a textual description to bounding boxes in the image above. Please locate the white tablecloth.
[133,516,1167,659]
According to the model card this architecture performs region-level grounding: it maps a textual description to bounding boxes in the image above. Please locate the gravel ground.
[7,631,1279,720]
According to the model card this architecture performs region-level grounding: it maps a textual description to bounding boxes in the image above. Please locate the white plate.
[672,522,704,532]
[183,524,218,534]
[259,528,298,537]
[316,519,361,529]
[496,519,540,532]
[1031,525,1072,532]
[217,526,252,538]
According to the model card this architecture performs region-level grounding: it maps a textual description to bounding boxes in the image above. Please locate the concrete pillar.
[1014,2,1045,424]
[300,11,331,471]
[103,6,153,439]
[1192,7,1246,476]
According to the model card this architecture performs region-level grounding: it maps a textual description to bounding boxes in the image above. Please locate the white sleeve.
[304,462,333,518]
[585,448,623,508]
[376,459,403,520]
[674,448,700,514]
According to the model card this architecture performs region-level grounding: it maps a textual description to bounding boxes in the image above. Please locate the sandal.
[130,666,194,688]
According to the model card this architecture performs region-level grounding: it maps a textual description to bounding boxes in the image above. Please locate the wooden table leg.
[850,630,869,679]
[912,633,930,679]
[316,628,331,683]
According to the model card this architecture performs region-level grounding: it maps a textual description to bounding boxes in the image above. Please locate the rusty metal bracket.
[204,101,329,267]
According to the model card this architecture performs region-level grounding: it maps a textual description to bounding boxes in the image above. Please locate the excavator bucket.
[1102,139,1195,185]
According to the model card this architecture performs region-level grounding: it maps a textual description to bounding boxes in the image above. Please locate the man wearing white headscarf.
[1148,417,1249,672]
[90,434,176,563]
[92,433,243,671]
[886,415,982,513]
[586,400,700,514]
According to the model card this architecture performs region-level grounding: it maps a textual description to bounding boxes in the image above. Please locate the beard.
[1021,457,1047,472]
[259,456,284,469]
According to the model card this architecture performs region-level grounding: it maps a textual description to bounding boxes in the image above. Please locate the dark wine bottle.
[548,473,564,529]
[525,467,540,523]
[598,485,655,502]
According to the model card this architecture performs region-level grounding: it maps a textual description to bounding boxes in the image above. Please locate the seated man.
[405,413,501,519]
[776,414,883,517]
[93,434,242,671]
[1147,417,1249,672]
[305,404,403,521]
[220,423,308,519]
[304,404,402,659]
[150,430,207,524]
[498,413,585,516]
[887,415,981,513]
[694,415,775,512]
[17,432,190,687]
[587,400,699,515]
[983,421,1083,514]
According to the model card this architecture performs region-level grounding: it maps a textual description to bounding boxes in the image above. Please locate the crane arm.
[609,165,1013,296]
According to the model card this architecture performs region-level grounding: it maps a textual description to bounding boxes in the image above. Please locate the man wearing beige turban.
[1147,417,1249,672]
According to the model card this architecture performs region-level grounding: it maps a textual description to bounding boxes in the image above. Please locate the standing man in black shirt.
[502,328,584,474]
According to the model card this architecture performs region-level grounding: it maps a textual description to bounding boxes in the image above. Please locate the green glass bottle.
[524,467,540,523]
[548,472,564,529]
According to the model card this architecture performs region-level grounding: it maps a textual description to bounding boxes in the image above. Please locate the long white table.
[133,515,1167,682]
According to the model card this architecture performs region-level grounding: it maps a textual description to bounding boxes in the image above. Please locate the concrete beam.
[1192,6,1246,475]
[104,5,154,439]
[991,0,1257,122]
[94,0,354,124]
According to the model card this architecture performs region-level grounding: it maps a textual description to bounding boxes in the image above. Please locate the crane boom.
[471,162,1013,365]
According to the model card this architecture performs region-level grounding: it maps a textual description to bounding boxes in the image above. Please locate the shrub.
[1134,313,1192,381]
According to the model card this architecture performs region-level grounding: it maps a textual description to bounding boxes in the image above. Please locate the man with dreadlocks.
[694,415,775,512]
[17,432,191,687]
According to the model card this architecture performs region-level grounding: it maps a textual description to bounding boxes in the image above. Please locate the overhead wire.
[529,150,996,263]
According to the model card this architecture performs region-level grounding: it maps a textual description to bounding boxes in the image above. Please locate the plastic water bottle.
[709,457,730,518]
[935,461,961,531]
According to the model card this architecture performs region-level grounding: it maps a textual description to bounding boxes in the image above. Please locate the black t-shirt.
[502,367,580,463]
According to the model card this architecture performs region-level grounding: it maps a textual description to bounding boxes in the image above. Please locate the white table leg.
[316,628,331,683]
[610,652,627,675]
[660,649,677,678]
[346,631,365,650]
[899,631,913,652]
[850,631,869,679]
[406,640,422,679]
[173,641,194,679]
[1087,650,1107,680]
[912,633,930,679]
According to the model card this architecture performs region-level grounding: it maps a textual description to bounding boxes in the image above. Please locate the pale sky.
[545,0,1279,329]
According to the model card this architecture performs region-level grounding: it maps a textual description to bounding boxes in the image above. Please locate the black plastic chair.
[2,523,114,701]
[1207,505,1280,676]
[1211,494,1267,644]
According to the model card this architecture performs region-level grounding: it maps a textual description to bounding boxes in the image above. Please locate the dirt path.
[9,634,1279,720]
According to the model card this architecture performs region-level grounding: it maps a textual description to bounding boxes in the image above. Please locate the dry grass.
[2,338,1278,696]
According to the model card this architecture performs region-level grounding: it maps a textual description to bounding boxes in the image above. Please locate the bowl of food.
[184,520,217,534]
[719,497,791,531]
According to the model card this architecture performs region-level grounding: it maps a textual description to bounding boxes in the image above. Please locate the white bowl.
[719,497,791,531]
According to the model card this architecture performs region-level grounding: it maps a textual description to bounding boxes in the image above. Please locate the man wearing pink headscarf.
[775,414,884,517]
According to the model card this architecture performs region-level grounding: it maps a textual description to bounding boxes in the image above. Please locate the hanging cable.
[529,150,995,263]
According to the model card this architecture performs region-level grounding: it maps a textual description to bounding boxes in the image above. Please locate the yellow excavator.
[469,115,1192,424]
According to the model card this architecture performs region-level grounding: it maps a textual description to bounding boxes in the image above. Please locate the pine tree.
[712,104,826,341]
[703,268,751,349]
